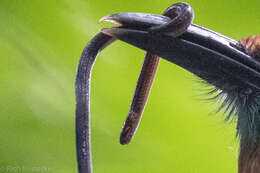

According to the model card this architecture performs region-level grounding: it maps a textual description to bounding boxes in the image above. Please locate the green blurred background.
[0,0,259,173]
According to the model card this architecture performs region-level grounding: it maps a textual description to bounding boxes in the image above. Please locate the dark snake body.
[76,33,115,173]
[75,3,193,173]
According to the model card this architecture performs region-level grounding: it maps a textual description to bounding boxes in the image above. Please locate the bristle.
[196,73,260,142]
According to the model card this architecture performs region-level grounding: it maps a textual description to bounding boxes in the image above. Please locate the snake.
[75,2,194,173]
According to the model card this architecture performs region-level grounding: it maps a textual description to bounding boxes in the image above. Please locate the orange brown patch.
[239,35,260,59]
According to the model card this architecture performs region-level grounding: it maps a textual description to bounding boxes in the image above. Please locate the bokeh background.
[0,0,260,173]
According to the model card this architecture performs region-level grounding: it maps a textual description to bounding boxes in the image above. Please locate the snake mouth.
[100,12,260,90]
